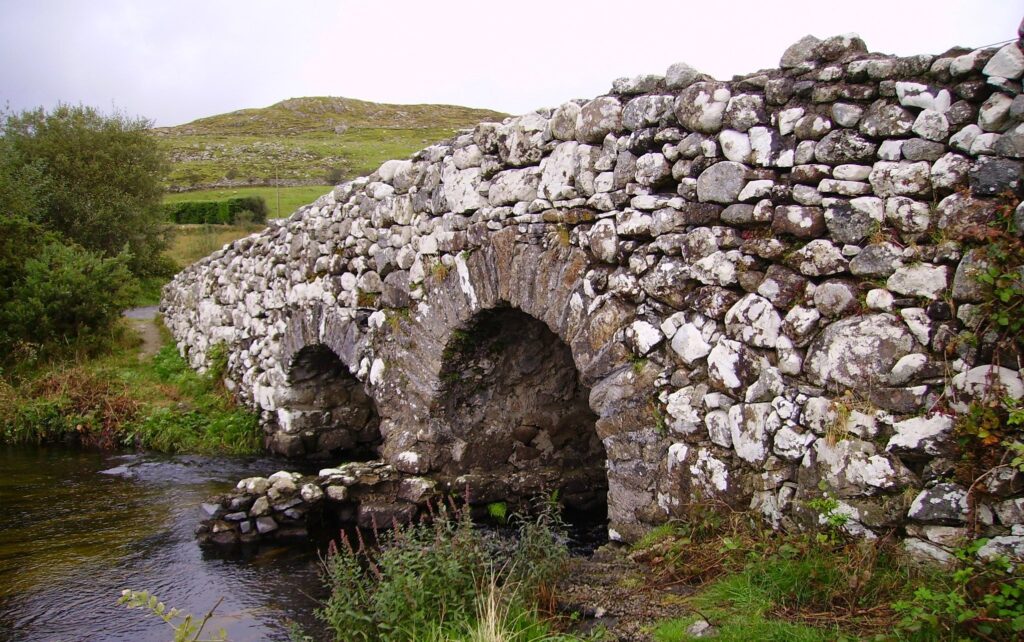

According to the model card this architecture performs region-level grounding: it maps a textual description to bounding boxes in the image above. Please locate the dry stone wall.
[164,30,1024,553]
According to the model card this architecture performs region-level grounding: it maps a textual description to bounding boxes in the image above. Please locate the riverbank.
[0,312,262,455]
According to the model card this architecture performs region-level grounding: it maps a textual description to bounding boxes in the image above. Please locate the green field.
[153,96,506,190]
[164,185,332,219]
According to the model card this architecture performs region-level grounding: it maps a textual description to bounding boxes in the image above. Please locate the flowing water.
[0,446,327,641]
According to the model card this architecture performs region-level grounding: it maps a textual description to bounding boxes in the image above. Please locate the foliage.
[0,241,137,360]
[163,196,267,225]
[316,500,571,642]
[117,589,226,642]
[1,104,170,276]
[0,335,261,455]
[892,541,1024,640]
[163,185,333,220]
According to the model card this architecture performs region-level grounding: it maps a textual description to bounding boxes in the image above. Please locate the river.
[0,446,328,641]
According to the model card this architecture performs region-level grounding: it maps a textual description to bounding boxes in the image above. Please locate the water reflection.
[0,447,327,642]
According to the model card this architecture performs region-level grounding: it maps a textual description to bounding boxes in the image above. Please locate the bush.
[1,104,170,276]
[0,239,137,360]
[163,196,268,225]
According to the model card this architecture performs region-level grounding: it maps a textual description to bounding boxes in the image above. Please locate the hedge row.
[164,196,268,225]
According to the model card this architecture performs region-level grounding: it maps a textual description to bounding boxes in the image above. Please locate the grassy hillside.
[153,97,507,191]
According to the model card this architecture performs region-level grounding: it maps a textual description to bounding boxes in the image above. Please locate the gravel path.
[122,306,163,359]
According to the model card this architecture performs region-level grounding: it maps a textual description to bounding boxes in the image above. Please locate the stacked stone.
[197,462,438,546]
[165,31,1024,553]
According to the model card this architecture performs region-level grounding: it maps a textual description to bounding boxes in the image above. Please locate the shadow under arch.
[431,305,608,516]
[271,343,381,460]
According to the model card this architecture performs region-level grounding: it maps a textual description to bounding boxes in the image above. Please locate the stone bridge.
[164,30,1024,552]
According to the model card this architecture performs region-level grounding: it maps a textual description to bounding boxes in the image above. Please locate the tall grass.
[314,500,580,642]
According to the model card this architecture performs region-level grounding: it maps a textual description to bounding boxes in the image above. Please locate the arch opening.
[434,307,608,520]
[273,344,381,460]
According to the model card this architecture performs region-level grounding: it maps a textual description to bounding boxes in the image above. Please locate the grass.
[633,502,1024,642]
[164,222,268,268]
[0,321,261,455]
[152,96,507,190]
[164,184,332,219]
[311,501,583,642]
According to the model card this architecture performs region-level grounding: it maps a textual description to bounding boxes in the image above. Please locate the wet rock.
[772,205,825,238]
[969,157,1023,196]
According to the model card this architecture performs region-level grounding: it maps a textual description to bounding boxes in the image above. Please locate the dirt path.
[122,306,163,360]
[558,546,694,641]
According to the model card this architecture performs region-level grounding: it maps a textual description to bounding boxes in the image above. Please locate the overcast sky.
[0,1,1019,127]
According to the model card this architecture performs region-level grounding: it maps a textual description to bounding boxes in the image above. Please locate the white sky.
[0,1,1020,127]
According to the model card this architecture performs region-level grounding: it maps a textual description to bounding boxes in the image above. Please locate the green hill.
[153,97,507,191]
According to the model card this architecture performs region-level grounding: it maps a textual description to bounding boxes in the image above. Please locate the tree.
[1,104,171,276]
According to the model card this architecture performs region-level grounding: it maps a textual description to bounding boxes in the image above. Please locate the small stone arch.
[431,305,607,512]
[270,308,380,459]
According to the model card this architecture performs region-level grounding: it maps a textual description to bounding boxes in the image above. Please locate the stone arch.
[432,305,607,512]
[270,307,380,459]
[371,228,662,537]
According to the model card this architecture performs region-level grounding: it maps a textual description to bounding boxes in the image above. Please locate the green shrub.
[163,196,268,225]
[0,240,137,361]
[1,104,170,276]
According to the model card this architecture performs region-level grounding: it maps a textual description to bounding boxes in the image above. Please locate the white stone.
[719,130,751,163]
[666,388,703,434]
[911,110,949,142]
[628,320,663,355]
[900,307,932,346]
[737,179,773,201]
[589,219,618,263]
[671,322,712,365]
[773,426,815,461]
[950,124,982,153]
[705,409,732,447]
[728,403,777,465]
[777,107,805,135]
[982,43,1024,80]
[724,294,782,349]
[970,132,1001,155]
[865,288,893,311]
[833,164,872,181]
[708,338,756,392]
[690,250,738,286]
[887,414,953,456]
[895,82,952,112]
[878,139,904,161]
[886,264,948,300]
[950,366,1024,412]
[539,141,579,200]
[369,358,386,386]
[889,353,929,385]
[979,93,1013,132]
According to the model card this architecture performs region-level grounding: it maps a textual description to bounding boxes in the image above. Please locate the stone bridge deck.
[165,31,1024,554]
